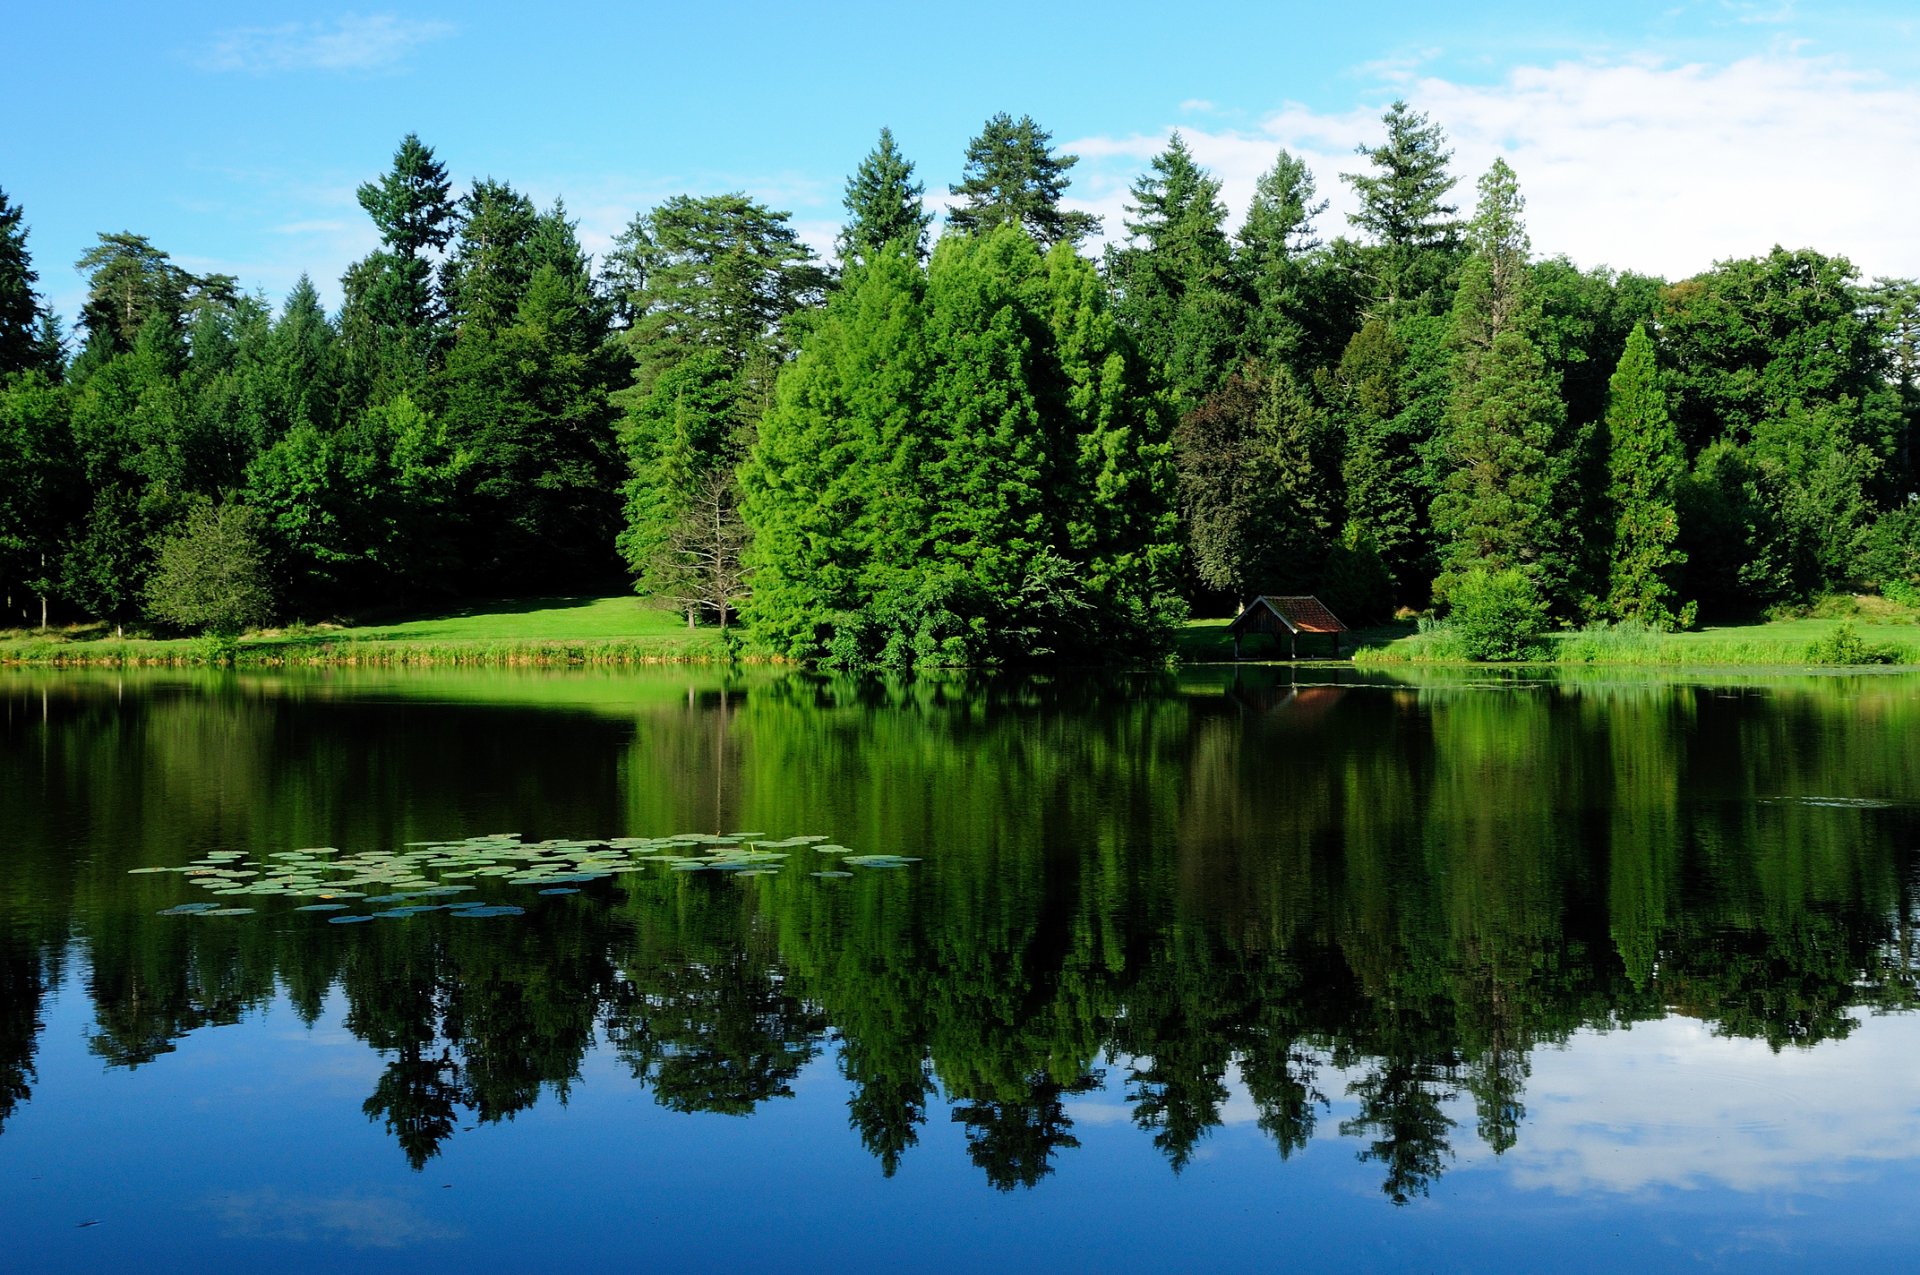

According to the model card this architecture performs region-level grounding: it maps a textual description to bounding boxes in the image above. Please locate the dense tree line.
[4,106,1917,659]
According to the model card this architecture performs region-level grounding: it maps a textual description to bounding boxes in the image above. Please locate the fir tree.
[0,187,49,377]
[1604,323,1688,625]
[1107,133,1242,412]
[1237,149,1328,369]
[838,127,931,268]
[1343,101,1462,318]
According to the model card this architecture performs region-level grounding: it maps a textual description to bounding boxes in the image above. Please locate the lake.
[3,664,1918,1272]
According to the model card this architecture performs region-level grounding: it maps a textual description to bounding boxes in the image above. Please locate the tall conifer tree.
[1605,324,1688,625]
[947,114,1100,248]
[838,128,931,267]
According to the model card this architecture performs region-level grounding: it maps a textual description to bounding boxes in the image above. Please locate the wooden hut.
[1227,595,1349,660]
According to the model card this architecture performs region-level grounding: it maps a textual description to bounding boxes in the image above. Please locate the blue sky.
[5,1,1918,326]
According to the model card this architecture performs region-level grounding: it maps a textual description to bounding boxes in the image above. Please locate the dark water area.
[3,665,1919,1271]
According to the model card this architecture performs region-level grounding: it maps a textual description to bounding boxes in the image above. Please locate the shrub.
[1805,620,1897,666]
[1445,567,1550,662]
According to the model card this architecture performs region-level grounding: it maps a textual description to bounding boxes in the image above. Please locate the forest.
[3,104,1918,664]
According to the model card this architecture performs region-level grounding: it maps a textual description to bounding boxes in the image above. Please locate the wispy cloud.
[1064,49,1920,281]
[198,13,454,75]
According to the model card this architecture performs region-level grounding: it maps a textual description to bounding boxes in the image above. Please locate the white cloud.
[1064,50,1920,282]
[198,13,454,75]
[1507,1014,1920,1195]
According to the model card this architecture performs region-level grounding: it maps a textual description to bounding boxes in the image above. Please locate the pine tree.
[947,113,1101,248]
[73,232,191,359]
[1605,323,1688,625]
[606,193,828,385]
[838,127,931,268]
[1343,101,1462,318]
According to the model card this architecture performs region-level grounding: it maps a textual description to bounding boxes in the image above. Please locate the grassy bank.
[1181,595,1920,668]
[0,596,732,668]
[12,593,1920,671]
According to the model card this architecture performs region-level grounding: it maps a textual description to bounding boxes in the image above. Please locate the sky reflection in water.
[3,665,1918,1271]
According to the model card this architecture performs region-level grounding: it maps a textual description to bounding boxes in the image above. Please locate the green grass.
[0,596,735,668]
[1351,610,1920,668]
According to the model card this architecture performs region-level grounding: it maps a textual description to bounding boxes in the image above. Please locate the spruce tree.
[947,113,1100,248]
[1343,101,1462,318]
[1604,323,1688,625]
[838,127,931,268]
[1106,133,1242,412]
[343,134,459,391]
[1237,149,1328,368]
[0,187,47,377]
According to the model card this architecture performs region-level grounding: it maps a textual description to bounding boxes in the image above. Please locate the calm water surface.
[3,665,1918,1272]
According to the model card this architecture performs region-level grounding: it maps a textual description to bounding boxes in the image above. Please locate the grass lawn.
[0,595,733,667]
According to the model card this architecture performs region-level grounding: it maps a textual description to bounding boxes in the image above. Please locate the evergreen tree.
[0,371,77,626]
[441,205,625,586]
[442,179,541,331]
[947,113,1101,248]
[73,232,191,359]
[1604,325,1688,626]
[1332,317,1441,600]
[739,245,932,659]
[838,127,931,268]
[1237,149,1329,369]
[1343,101,1462,318]
[1431,161,1569,606]
[742,228,1177,665]
[606,193,828,387]
[0,187,50,377]
[1106,132,1242,413]
[342,133,459,394]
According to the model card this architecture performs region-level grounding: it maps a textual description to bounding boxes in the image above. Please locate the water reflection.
[2,667,1917,1204]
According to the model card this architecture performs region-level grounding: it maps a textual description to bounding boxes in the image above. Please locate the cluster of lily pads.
[129,832,920,923]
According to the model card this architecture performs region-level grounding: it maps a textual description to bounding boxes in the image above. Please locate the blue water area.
[4,667,1920,1270]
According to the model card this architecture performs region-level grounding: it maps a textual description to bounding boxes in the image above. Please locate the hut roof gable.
[1227,595,1349,636]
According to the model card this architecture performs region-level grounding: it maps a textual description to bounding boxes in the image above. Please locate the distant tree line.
[4,105,1918,658]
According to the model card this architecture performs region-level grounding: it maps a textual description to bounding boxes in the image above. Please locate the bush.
[1445,567,1550,661]
[1805,620,1898,666]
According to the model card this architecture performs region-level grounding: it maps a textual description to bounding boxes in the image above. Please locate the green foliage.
[144,501,276,636]
[442,211,626,587]
[1106,133,1243,413]
[1237,149,1330,369]
[1173,364,1336,597]
[0,187,54,377]
[1805,620,1898,665]
[606,192,828,382]
[1440,566,1550,661]
[73,232,193,360]
[1342,100,1463,317]
[744,227,1179,665]
[946,113,1101,248]
[1318,521,1396,626]
[838,127,931,267]
[0,372,77,621]
[1861,502,1920,601]
[1605,324,1687,625]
